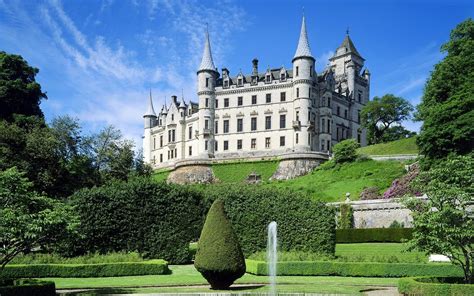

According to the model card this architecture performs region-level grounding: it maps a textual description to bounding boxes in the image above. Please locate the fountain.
[267,221,278,296]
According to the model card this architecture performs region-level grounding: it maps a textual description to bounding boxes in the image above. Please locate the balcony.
[308,120,315,130]
[292,120,301,129]
[203,128,211,136]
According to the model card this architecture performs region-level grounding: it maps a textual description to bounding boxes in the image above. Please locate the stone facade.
[143,16,370,170]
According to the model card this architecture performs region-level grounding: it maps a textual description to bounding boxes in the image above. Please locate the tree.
[360,94,414,144]
[0,51,47,121]
[404,154,474,283]
[0,167,74,268]
[380,125,417,143]
[416,18,474,160]
[194,199,246,289]
[332,139,360,163]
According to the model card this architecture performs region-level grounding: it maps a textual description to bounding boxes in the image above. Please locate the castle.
[143,16,370,172]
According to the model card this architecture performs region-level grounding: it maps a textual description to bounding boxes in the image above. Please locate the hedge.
[1,260,169,278]
[398,277,474,295]
[245,260,463,278]
[0,279,55,296]
[336,228,413,243]
[204,185,336,257]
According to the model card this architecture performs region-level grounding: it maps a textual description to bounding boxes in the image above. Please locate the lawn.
[212,160,279,183]
[358,137,418,156]
[268,159,406,202]
[47,264,398,295]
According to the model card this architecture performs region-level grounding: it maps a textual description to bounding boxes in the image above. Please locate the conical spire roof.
[198,28,217,72]
[335,33,362,58]
[293,16,314,61]
[144,90,156,117]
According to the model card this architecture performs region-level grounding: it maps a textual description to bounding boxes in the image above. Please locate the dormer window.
[238,78,243,86]
[252,76,257,85]
[280,73,286,80]
[224,79,229,88]
[266,74,271,83]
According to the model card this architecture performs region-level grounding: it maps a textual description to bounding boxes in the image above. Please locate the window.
[266,75,271,83]
[224,98,229,107]
[214,121,218,134]
[238,78,243,86]
[160,135,163,147]
[280,114,286,128]
[327,140,331,151]
[224,140,229,150]
[265,137,270,148]
[358,92,362,102]
[189,146,192,156]
[153,137,156,149]
[188,126,192,139]
[224,80,229,88]
[252,95,257,105]
[327,98,331,107]
[251,138,256,149]
[171,149,174,159]
[280,73,285,80]
[296,133,299,144]
[357,132,361,143]
[215,141,218,151]
[280,136,285,147]
[321,118,325,133]
[152,155,156,164]
[327,120,331,133]
[296,88,299,98]
[266,93,271,103]
[308,133,311,145]
[172,130,175,142]
[205,119,209,130]
[344,110,348,119]
[223,120,229,133]
[358,110,361,123]
[321,142,325,151]
[237,139,242,150]
[180,112,183,118]
[280,92,286,102]
[238,96,243,106]
[296,111,299,121]
[251,117,257,131]
[337,106,340,116]
[171,114,174,121]
[167,150,170,159]
[205,140,208,151]
[310,65,313,77]
[215,99,218,108]
[205,77,209,87]
[160,154,163,163]
[265,116,271,130]
[237,118,243,132]
[296,66,299,77]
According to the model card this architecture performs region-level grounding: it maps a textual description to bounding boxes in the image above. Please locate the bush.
[10,252,144,264]
[398,277,474,295]
[69,177,207,264]
[0,279,55,296]
[383,162,420,199]
[194,199,246,289]
[338,203,353,229]
[359,186,381,200]
[336,228,413,243]
[1,260,169,278]
[333,139,360,164]
[245,259,463,277]
[203,185,336,257]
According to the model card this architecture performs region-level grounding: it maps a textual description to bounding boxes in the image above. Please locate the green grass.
[152,170,170,182]
[335,243,427,263]
[267,159,406,202]
[358,137,419,156]
[212,160,279,183]
[45,264,398,295]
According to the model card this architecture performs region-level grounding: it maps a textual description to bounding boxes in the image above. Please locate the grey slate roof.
[293,16,314,60]
[198,30,216,72]
[333,34,363,59]
[144,91,157,117]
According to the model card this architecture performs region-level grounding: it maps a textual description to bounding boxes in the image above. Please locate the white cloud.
[316,50,334,72]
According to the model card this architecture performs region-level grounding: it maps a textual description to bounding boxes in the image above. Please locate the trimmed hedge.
[1,260,169,278]
[245,260,463,278]
[204,185,336,257]
[0,279,55,296]
[336,228,413,243]
[398,277,474,295]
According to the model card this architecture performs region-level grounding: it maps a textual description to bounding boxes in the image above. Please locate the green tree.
[416,18,474,159]
[332,139,360,164]
[404,154,474,283]
[0,167,74,268]
[361,94,414,144]
[380,125,417,143]
[194,199,246,289]
[0,51,47,121]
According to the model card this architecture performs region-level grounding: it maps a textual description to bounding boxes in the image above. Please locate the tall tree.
[416,18,474,159]
[360,94,414,144]
[0,51,47,121]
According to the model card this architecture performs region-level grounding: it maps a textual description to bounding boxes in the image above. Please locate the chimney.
[252,58,258,76]
[171,95,178,104]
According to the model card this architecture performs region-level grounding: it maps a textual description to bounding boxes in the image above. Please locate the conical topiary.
[194,199,246,289]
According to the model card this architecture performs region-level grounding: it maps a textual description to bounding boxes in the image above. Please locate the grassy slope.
[212,160,279,183]
[358,137,418,156]
[269,160,405,202]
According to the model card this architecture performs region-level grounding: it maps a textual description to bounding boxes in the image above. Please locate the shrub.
[10,252,144,264]
[0,279,55,296]
[1,260,168,278]
[398,277,474,295]
[338,203,353,229]
[336,228,413,243]
[194,199,246,290]
[359,186,381,200]
[332,139,360,164]
[69,177,207,264]
[203,185,336,257]
[383,162,420,199]
[246,259,463,278]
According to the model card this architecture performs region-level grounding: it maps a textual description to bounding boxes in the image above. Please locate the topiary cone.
[194,199,246,289]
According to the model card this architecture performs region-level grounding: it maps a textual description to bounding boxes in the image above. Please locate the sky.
[1,0,472,149]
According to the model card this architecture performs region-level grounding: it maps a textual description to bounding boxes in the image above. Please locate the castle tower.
[197,28,218,158]
[143,90,157,164]
[292,15,316,151]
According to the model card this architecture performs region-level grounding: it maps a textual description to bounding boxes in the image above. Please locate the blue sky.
[1,0,472,148]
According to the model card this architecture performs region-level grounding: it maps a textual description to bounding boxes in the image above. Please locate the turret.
[143,90,157,129]
[197,28,218,158]
[143,90,157,164]
[292,15,315,151]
